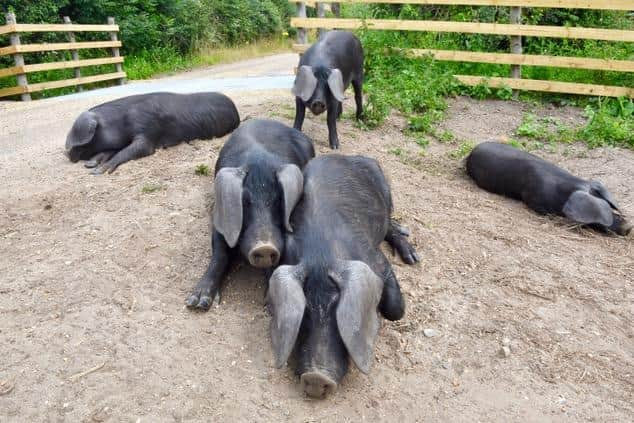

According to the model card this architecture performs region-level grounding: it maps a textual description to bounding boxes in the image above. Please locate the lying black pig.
[65,92,240,174]
[267,154,419,398]
[186,119,315,310]
[467,142,631,236]
[292,30,364,149]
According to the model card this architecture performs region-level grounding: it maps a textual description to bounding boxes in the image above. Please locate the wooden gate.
[290,1,634,97]
[0,13,126,101]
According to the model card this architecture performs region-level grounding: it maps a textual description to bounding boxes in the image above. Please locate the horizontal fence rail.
[0,13,126,100]
[0,24,119,35]
[290,1,634,98]
[290,18,634,42]
[301,0,634,11]
[0,41,123,56]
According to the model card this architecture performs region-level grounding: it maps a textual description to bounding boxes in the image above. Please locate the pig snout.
[300,371,337,399]
[309,101,326,115]
[610,214,632,237]
[248,242,280,268]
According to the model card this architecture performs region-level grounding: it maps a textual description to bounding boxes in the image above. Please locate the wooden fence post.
[5,12,31,101]
[107,17,125,85]
[63,16,82,92]
[296,2,308,45]
[317,2,326,39]
[510,6,522,99]
[332,3,341,18]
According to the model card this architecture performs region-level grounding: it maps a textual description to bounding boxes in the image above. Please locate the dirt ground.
[1,88,633,422]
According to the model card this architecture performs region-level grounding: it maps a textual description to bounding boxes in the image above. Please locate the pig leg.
[91,134,156,175]
[352,79,363,120]
[377,254,405,321]
[326,101,340,149]
[186,230,233,311]
[84,151,116,168]
[293,97,306,131]
[385,219,419,265]
[337,102,343,120]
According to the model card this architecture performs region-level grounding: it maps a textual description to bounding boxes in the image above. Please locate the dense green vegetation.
[341,4,634,149]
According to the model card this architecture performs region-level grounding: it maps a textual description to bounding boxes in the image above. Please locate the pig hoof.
[90,167,105,175]
[396,239,419,265]
[84,160,98,168]
[185,294,199,308]
[196,296,212,310]
[185,293,212,311]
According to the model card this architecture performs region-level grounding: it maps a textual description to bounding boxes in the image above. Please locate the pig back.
[299,155,392,244]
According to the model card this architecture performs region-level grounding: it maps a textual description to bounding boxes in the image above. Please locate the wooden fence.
[290,1,634,98]
[0,13,126,101]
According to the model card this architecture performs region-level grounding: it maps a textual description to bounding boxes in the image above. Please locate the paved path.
[60,52,298,100]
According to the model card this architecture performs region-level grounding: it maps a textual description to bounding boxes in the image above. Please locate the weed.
[194,164,211,176]
[496,86,514,101]
[388,147,404,156]
[470,80,493,100]
[439,130,456,144]
[449,141,476,159]
[142,184,163,194]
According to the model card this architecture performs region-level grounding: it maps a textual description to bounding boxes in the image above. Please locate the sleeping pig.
[466,142,631,236]
[267,154,419,398]
[185,119,315,310]
[292,30,364,149]
[65,92,240,174]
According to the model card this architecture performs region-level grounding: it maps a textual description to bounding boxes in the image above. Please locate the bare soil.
[1,90,632,422]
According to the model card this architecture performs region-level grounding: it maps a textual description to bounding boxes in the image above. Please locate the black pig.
[467,142,631,236]
[65,92,240,174]
[186,119,315,310]
[267,155,419,398]
[292,30,364,149]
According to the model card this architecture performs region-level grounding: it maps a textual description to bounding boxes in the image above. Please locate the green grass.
[194,164,211,176]
[513,97,634,149]
[125,37,291,80]
[448,141,476,159]
[349,4,634,151]
[141,184,163,194]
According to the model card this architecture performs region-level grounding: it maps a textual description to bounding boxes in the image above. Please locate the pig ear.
[327,69,345,102]
[330,260,384,374]
[589,180,619,210]
[277,164,304,233]
[563,190,614,227]
[267,264,307,368]
[292,66,318,102]
[66,111,97,148]
[213,167,247,248]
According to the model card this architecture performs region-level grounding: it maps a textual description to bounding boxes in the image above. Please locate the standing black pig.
[467,142,631,236]
[292,30,364,149]
[186,119,315,310]
[65,92,240,174]
[267,155,419,398]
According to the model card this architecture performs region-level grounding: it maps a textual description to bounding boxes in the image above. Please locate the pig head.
[213,163,304,268]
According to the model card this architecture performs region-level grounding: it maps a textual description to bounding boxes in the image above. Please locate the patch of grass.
[496,86,514,101]
[194,164,211,176]
[577,97,634,149]
[517,113,549,139]
[448,141,476,159]
[125,37,290,80]
[514,97,633,149]
[141,184,164,194]
[388,147,404,157]
[439,130,456,144]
